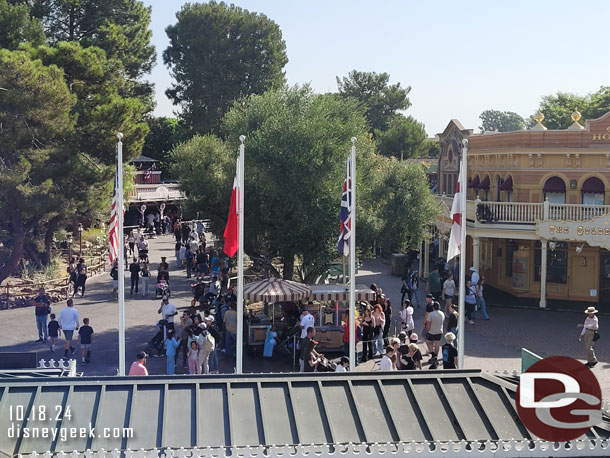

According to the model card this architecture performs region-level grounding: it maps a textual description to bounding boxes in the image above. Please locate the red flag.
[223,174,239,257]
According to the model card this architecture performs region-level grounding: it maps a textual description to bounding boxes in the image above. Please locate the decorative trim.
[38,358,77,376]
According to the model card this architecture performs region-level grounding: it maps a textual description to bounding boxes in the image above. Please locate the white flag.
[447,172,462,261]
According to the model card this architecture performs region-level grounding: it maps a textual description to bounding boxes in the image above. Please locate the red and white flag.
[447,171,462,261]
[109,173,120,263]
[223,161,239,257]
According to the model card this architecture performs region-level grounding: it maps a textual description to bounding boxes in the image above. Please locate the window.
[505,240,517,277]
[534,241,567,284]
[581,177,604,205]
[543,177,566,204]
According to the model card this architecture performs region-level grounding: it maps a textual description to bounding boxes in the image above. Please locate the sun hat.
[584,306,598,314]
[409,333,419,342]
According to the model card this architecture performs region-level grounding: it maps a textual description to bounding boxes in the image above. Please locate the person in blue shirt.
[165,330,180,375]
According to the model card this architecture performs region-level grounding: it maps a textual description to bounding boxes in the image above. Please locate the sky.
[142,0,610,136]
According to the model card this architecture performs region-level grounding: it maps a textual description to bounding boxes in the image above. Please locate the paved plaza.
[0,235,607,393]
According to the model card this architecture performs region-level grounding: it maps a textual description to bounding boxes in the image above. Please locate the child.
[165,330,180,375]
[188,341,199,374]
[78,318,94,363]
[48,314,61,352]
[400,300,415,337]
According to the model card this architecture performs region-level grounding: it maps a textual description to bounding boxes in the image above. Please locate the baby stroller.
[145,320,167,356]
[155,280,170,298]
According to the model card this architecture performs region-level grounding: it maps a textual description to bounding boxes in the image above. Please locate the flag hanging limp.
[223,162,239,257]
[447,171,462,261]
[337,155,352,257]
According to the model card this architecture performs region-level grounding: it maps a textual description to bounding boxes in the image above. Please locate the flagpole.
[236,135,245,374]
[457,139,468,369]
[349,137,357,372]
[116,133,126,376]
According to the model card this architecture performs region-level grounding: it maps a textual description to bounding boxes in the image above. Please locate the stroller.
[155,280,170,298]
[145,320,167,356]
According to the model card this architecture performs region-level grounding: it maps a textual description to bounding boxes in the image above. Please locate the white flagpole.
[116,133,126,376]
[236,135,245,374]
[349,137,357,371]
[457,139,468,369]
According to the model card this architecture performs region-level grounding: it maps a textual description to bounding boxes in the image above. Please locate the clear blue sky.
[143,0,610,135]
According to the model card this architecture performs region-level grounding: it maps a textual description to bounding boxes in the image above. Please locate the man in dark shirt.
[447,304,458,335]
[301,327,319,372]
[48,313,60,351]
[129,258,140,295]
[78,318,94,364]
[32,288,51,342]
[442,332,458,369]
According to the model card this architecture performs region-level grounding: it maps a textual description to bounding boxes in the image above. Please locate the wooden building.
[433,111,610,307]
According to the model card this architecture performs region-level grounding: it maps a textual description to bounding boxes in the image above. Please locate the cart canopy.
[309,284,376,302]
[243,277,312,302]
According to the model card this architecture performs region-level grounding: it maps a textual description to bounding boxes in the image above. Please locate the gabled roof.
[131,155,158,163]
[1,370,608,456]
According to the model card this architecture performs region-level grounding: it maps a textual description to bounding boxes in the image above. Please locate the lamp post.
[77,223,83,255]
[140,204,147,228]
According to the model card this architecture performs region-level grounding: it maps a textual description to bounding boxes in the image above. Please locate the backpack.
[198,332,215,352]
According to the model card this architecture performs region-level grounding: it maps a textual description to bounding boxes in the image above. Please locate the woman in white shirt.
[401,300,415,336]
[379,346,396,371]
[578,307,599,368]
[442,273,456,315]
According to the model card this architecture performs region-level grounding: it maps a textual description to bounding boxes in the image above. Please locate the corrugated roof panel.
[228,383,264,446]
[349,380,397,443]
[259,382,299,445]
[289,381,332,445]
[319,381,364,444]
[378,380,430,442]
[129,385,163,449]
[20,386,68,454]
[90,386,131,451]
[469,377,529,440]
[165,384,195,449]
[440,379,494,441]
[196,383,229,447]
[0,386,37,456]
[409,379,461,441]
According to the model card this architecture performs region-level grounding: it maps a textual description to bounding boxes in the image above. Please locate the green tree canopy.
[531,88,610,129]
[164,1,288,134]
[336,70,411,133]
[375,114,427,160]
[0,0,44,49]
[0,49,76,282]
[16,0,155,79]
[142,117,184,174]
[479,109,525,132]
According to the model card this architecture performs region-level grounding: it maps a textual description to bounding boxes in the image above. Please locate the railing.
[436,195,610,225]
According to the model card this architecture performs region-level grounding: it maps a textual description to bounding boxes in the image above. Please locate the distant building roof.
[1,370,608,456]
[131,155,158,163]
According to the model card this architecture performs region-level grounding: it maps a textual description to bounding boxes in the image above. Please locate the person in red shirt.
[128,352,149,376]
[342,313,360,361]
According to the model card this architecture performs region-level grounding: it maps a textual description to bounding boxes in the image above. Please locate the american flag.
[108,171,119,263]
[337,155,352,256]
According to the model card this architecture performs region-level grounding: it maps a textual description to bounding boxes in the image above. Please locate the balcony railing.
[436,195,610,224]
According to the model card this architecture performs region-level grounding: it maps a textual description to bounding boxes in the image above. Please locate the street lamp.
[78,223,83,255]
[140,204,147,228]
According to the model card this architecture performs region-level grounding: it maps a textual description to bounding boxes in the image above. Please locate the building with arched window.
[434,111,610,308]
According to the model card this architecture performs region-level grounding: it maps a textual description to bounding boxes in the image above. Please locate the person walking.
[32,288,51,343]
[382,298,392,346]
[400,270,411,305]
[426,301,445,366]
[442,332,458,369]
[75,258,88,297]
[360,306,375,362]
[129,258,140,295]
[372,304,386,356]
[223,302,237,358]
[401,300,415,336]
[48,313,61,351]
[185,245,193,278]
[127,231,136,256]
[464,280,477,325]
[428,266,442,302]
[578,307,599,368]
[128,352,149,376]
[165,330,180,375]
[141,262,150,297]
[477,276,489,320]
[78,318,94,364]
[67,257,78,293]
[442,272,456,315]
[58,299,79,358]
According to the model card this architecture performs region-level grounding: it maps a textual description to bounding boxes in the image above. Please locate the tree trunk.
[282,252,295,281]
[43,217,61,266]
[0,209,25,285]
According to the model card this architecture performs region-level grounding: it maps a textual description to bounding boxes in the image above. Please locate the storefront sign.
[536,214,610,250]
[592,126,610,141]
[136,185,184,200]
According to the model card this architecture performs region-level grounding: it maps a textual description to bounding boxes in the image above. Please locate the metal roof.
[0,370,608,457]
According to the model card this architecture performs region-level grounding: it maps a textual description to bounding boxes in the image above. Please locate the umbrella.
[243,277,312,302]
[309,284,376,302]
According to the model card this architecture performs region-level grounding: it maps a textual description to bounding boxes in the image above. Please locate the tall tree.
[164,1,288,134]
[0,0,44,49]
[376,114,426,160]
[479,109,525,132]
[532,92,589,129]
[337,70,411,133]
[0,49,76,283]
[15,0,155,79]
[142,117,184,175]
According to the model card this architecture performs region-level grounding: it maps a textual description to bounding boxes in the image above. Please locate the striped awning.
[243,277,312,302]
[310,284,376,302]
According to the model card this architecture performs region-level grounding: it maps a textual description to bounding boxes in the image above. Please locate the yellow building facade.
[435,111,610,308]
